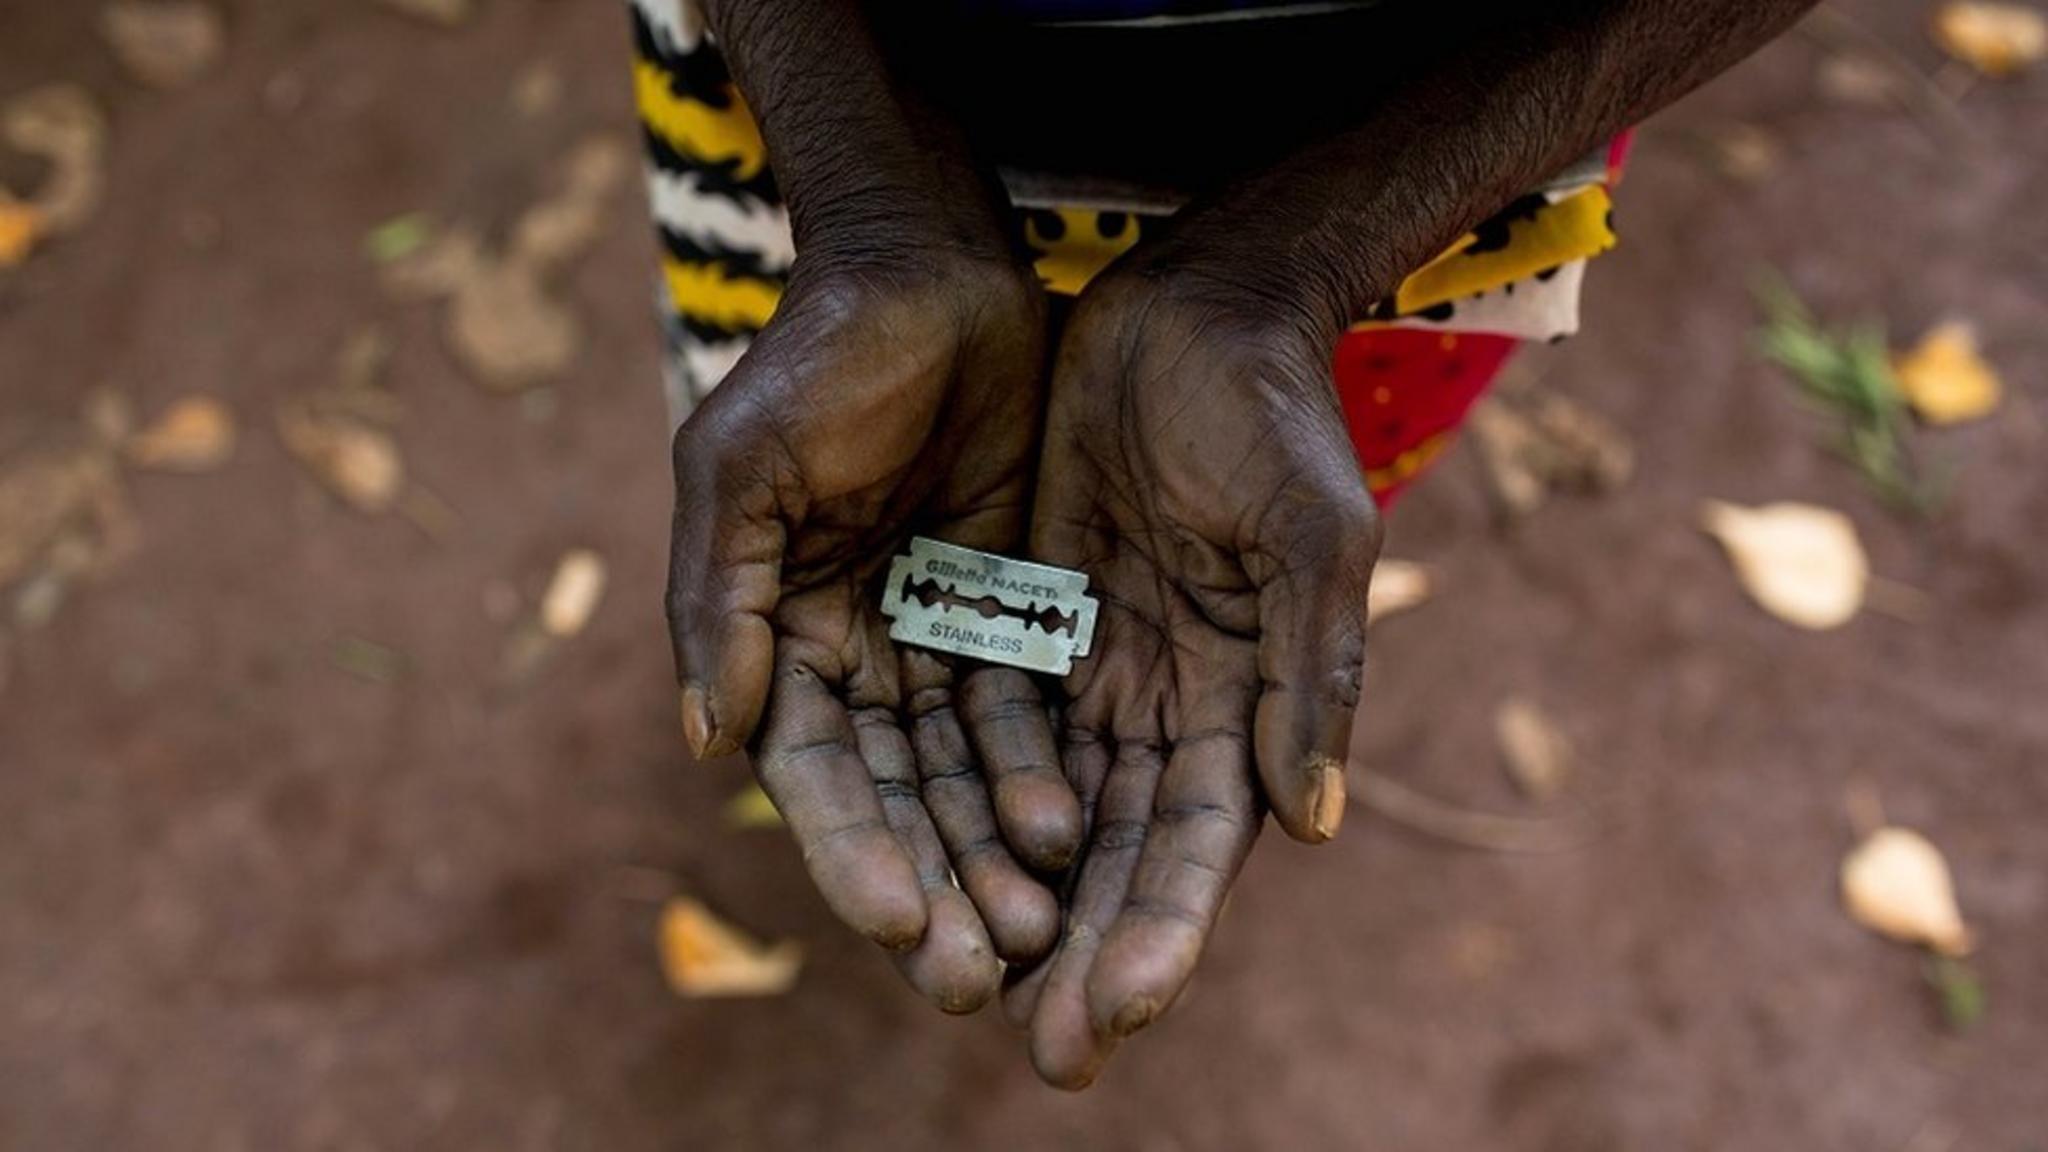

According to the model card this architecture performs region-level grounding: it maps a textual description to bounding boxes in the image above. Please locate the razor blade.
[879,537,1099,676]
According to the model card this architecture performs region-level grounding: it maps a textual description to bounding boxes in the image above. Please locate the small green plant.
[1752,276,1945,515]
[1924,955,1986,1033]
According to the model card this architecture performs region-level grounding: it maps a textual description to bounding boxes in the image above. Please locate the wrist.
[1105,229,1366,364]
[789,174,1022,275]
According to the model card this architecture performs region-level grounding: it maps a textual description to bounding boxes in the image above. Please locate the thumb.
[666,399,789,759]
[1248,446,1381,843]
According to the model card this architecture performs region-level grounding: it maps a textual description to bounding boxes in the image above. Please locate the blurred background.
[2,0,2044,1148]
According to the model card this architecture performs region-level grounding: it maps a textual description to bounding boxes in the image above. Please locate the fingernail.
[1109,995,1159,1037]
[679,685,713,759]
[1310,757,1347,841]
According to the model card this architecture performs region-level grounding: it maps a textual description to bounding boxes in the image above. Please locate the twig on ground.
[1798,3,1974,143]
[1349,770,1592,854]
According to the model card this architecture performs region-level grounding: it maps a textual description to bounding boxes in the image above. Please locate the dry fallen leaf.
[511,60,563,118]
[540,549,607,638]
[1826,52,1900,106]
[1701,501,1868,630]
[509,136,632,271]
[1842,826,1973,956]
[1528,392,1635,491]
[375,0,471,26]
[1817,53,1904,106]
[1495,697,1572,802]
[658,897,802,998]
[0,437,135,636]
[723,783,784,829]
[100,1,225,89]
[1470,390,1634,518]
[1367,559,1432,623]
[382,139,625,392]
[326,326,405,425]
[445,260,581,391]
[277,405,403,513]
[1469,400,1546,516]
[1895,321,2003,426]
[126,395,236,472]
[0,198,42,267]
[1933,2,2046,76]
[498,619,556,684]
[1710,122,1781,184]
[84,388,136,446]
[4,85,107,235]
[0,448,125,591]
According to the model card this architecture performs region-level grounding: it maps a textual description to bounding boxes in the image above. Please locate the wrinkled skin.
[666,253,1084,1012]
[1008,272,1383,1087]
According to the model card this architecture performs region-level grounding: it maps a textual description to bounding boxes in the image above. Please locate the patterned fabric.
[628,0,1627,504]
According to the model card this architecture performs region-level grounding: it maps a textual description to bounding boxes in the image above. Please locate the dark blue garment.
[954,0,1378,24]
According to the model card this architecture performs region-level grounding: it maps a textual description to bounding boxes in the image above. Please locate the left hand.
[1011,269,1383,1088]
[668,250,1080,1013]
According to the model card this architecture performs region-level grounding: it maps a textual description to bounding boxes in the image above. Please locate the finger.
[1250,456,1381,843]
[902,654,1061,966]
[999,730,1112,1028]
[960,667,1084,872]
[667,398,788,759]
[1086,732,1261,1037]
[1000,729,1113,1029]
[1028,738,1163,1091]
[851,707,1002,1014]
[755,659,926,951]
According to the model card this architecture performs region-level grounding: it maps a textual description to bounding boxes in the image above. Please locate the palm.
[1014,278,1381,1086]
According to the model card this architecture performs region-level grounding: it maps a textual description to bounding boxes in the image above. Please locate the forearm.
[1134,0,1818,345]
[701,0,1012,263]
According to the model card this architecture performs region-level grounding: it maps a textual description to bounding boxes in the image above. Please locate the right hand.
[667,248,1082,1013]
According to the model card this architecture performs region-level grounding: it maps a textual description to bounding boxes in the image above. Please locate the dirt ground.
[3,1,2045,1149]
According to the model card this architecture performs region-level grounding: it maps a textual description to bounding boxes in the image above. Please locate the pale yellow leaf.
[1895,320,2002,426]
[4,86,107,234]
[0,449,123,590]
[1933,2,2046,76]
[723,783,784,829]
[278,406,403,513]
[1711,122,1780,184]
[100,1,225,89]
[1842,826,1973,956]
[658,897,802,998]
[1701,501,1868,630]
[126,395,236,472]
[1366,559,1431,623]
[1817,54,1903,106]
[445,261,580,391]
[509,136,632,271]
[1495,697,1571,801]
[539,549,607,638]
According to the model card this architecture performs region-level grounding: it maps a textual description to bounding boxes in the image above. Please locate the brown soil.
[3,1,2044,1149]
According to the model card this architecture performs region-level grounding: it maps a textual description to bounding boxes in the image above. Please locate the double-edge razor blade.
[879,537,1099,676]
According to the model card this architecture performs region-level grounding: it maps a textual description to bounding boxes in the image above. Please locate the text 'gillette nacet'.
[878,537,1100,676]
